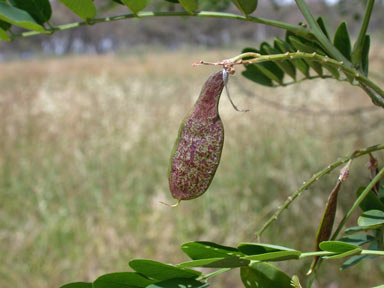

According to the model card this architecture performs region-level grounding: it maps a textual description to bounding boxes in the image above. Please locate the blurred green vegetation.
[0,48,384,288]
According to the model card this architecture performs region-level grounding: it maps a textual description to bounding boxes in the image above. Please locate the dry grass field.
[0,47,384,288]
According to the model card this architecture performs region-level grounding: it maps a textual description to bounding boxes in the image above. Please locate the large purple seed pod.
[168,70,226,200]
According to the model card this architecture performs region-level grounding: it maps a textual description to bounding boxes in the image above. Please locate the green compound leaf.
[129,259,201,281]
[93,272,155,288]
[147,278,208,288]
[60,283,93,288]
[274,38,310,77]
[238,243,301,261]
[181,241,244,260]
[356,186,384,212]
[317,17,330,40]
[232,0,258,16]
[358,210,384,229]
[121,0,146,15]
[334,22,351,61]
[240,262,291,288]
[261,42,296,80]
[178,0,198,14]
[0,2,45,32]
[319,240,360,253]
[9,0,51,24]
[361,35,370,76]
[178,256,250,268]
[58,0,96,21]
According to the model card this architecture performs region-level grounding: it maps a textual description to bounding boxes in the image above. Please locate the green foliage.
[334,22,352,61]
[358,210,384,229]
[58,0,96,21]
[178,0,198,13]
[238,243,301,261]
[231,0,258,16]
[0,2,45,31]
[147,278,208,288]
[129,259,201,280]
[121,0,147,15]
[93,272,155,288]
[9,0,51,24]
[1,0,383,287]
[181,241,244,259]
[240,262,291,288]
[60,283,93,288]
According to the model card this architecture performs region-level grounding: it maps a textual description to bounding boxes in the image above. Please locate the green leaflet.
[93,272,155,288]
[240,262,291,288]
[358,210,384,229]
[9,0,51,24]
[0,2,45,32]
[181,241,244,260]
[121,0,147,15]
[319,241,360,253]
[178,0,198,14]
[147,278,208,288]
[129,259,201,281]
[60,283,93,288]
[361,35,370,75]
[334,22,352,61]
[58,0,96,21]
[232,0,257,16]
[317,17,330,40]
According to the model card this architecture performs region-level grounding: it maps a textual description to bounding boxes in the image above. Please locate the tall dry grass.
[0,48,383,288]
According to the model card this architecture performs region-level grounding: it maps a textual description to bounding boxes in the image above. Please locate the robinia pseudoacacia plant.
[2,0,384,287]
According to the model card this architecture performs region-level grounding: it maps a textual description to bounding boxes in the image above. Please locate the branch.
[352,0,375,66]
[10,11,309,39]
[256,144,384,238]
[294,0,352,65]
[228,52,384,108]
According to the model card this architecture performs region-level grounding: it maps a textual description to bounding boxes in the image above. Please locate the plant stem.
[11,11,309,39]
[361,249,384,256]
[198,268,232,281]
[352,0,375,66]
[300,251,335,258]
[256,144,384,238]
[294,0,351,65]
[331,166,384,240]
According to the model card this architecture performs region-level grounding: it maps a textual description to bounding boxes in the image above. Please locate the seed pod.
[168,70,226,201]
[307,180,342,275]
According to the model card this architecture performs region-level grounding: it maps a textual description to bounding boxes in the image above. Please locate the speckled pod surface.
[168,70,226,200]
